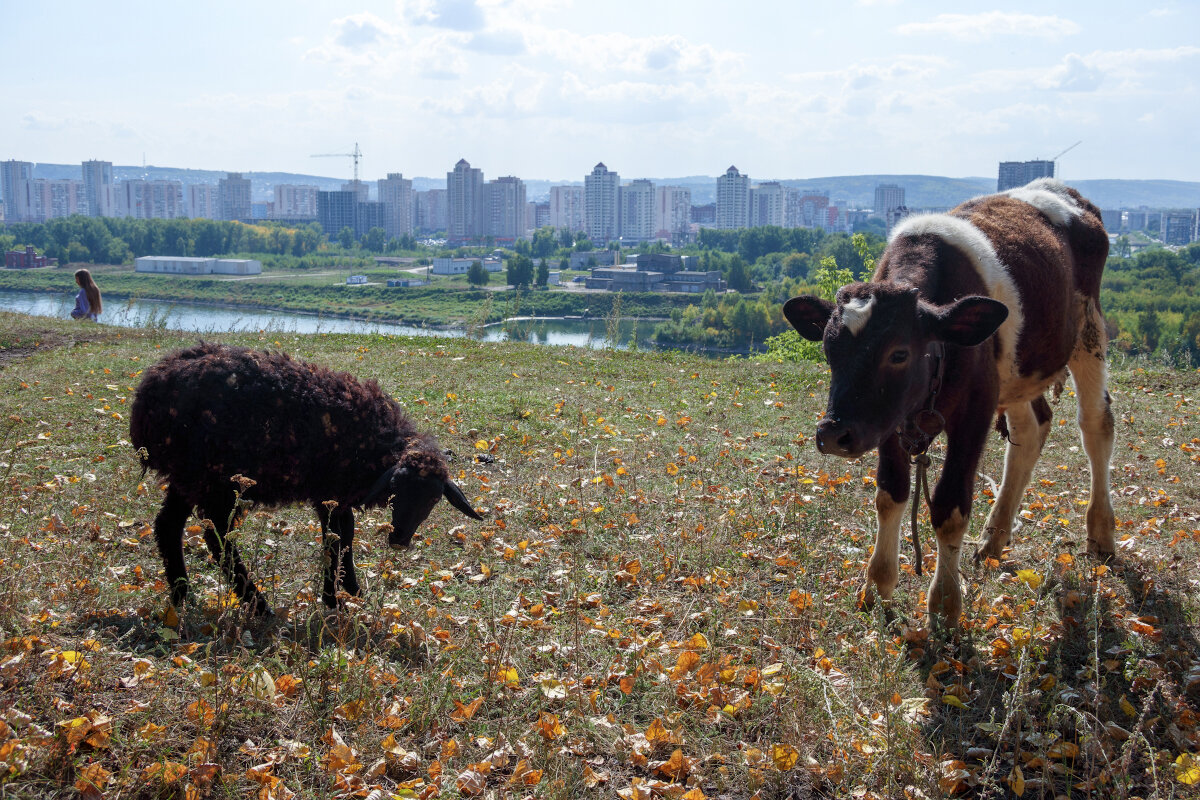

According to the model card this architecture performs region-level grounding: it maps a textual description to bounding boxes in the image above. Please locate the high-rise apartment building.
[47,180,87,219]
[654,186,692,243]
[716,166,750,229]
[81,160,113,217]
[619,179,655,243]
[484,176,526,241]
[873,184,905,217]
[447,159,485,243]
[1,160,34,222]
[187,184,219,219]
[117,180,184,219]
[377,173,413,238]
[317,190,358,237]
[272,184,318,219]
[549,185,585,233]
[218,172,252,221]
[997,160,1055,192]
[798,192,830,229]
[584,163,619,243]
[750,181,786,228]
[416,189,448,234]
[342,180,370,202]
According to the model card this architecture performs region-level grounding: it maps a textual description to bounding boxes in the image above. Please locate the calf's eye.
[889,350,909,365]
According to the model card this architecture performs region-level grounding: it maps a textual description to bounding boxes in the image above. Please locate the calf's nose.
[815,417,857,456]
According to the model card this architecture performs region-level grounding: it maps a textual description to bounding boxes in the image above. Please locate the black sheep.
[130,342,482,615]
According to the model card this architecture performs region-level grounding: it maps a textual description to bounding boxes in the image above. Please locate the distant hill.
[27,164,1200,210]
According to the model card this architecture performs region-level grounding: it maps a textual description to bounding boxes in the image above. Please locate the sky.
[7,1,1199,182]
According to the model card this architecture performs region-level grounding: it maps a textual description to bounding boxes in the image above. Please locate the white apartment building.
[82,160,113,217]
[716,166,750,229]
[549,185,585,233]
[447,159,485,242]
[46,179,88,219]
[218,173,252,221]
[484,176,526,241]
[376,174,413,238]
[654,185,692,241]
[431,256,503,274]
[117,179,185,219]
[1,160,34,222]
[274,184,319,219]
[750,181,786,228]
[187,184,219,219]
[584,163,619,243]
[619,179,655,243]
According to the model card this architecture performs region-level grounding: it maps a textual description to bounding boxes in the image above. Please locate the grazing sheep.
[130,342,482,615]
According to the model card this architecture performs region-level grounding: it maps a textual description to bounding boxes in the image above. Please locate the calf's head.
[365,465,484,547]
[783,284,1007,458]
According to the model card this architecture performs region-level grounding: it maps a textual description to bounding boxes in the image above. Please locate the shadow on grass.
[910,553,1200,798]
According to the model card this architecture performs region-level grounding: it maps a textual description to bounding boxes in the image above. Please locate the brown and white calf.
[784,179,1115,624]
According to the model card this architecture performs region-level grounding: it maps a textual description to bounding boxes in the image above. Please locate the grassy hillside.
[0,312,1197,797]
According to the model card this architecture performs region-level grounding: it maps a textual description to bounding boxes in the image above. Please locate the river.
[0,290,658,350]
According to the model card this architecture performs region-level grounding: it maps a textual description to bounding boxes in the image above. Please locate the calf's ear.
[933,296,1009,347]
[783,296,835,341]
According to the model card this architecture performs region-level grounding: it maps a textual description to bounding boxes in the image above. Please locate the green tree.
[506,254,534,287]
[467,260,490,286]
[725,255,753,293]
[536,260,550,287]
[1137,309,1162,353]
[337,226,356,249]
[362,227,387,252]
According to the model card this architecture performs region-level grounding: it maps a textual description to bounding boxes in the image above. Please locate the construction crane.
[1053,140,1082,161]
[311,142,363,182]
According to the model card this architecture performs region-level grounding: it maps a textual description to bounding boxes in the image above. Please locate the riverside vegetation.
[0,312,1198,797]
[3,216,1200,358]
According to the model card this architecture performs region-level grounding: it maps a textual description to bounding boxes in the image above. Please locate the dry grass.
[0,310,1197,799]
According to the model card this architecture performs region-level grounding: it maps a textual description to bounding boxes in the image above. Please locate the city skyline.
[6,1,1199,182]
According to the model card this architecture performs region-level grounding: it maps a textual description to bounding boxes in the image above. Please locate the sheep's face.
[387,468,444,548]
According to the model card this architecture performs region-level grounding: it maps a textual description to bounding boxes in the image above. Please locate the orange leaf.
[451,696,484,722]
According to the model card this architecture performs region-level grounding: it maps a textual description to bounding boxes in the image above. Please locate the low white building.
[347,275,368,285]
[135,256,262,275]
[431,256,504,275]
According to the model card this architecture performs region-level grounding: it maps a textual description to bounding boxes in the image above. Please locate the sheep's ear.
[364,465,397,506]
[444,481,483,520]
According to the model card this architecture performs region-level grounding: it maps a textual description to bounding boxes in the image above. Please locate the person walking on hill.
[71,268,102,322]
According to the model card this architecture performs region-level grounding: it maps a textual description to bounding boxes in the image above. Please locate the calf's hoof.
[975,527,1009,563]
[1086,538,1116,562]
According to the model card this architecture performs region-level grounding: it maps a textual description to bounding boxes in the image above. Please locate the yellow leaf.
[1177,753,1200,785]
[686,632,709,650]
[1120,694,1138,717]
[771,743,799,771]
[474,440,488,450]
[941,694,968,710]
[1008,765,1025,796]
[1015,569,1044,590]
[164,604,180,627]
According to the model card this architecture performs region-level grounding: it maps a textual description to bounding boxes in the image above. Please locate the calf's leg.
[979,396,1053,559]
[862,434,911,608]
[927,413,992,625]
[154,486,193,608]
[1068,305,1116,557]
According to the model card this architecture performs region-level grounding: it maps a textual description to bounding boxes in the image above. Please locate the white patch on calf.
[1002,178,1081,227]
[889,214,1024,386]
[841,294,875,336]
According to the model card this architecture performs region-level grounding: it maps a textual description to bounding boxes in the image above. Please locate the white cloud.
[530,32,741,78]
[466,28,527,55]
[304,13,406,72]
[403,0,487,31]
[898,12,1080,41]
[1037,53,1105,92]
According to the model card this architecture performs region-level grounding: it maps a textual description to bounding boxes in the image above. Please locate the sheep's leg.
[200,494,271,616]
[154,486,193,608]
[317,504,359,608]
